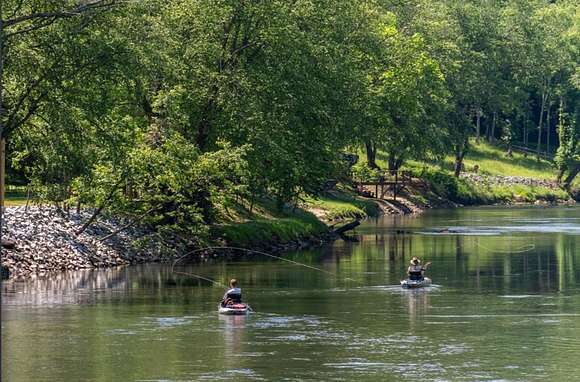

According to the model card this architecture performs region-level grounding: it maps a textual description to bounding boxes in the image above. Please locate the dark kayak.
[218,303,251,315]
[400,277,432,289]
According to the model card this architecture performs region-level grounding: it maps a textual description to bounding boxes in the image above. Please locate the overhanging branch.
[4,0,117,28]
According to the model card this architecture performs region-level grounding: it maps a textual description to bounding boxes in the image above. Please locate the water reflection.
[2,266,130,306]
[405,289,430,329]
[2,206,580,382]
[219,314,248,366]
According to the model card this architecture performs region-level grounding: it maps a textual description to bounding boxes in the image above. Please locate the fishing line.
[171,246,363,285]
[475,242,536,254]
[172,271,227,287]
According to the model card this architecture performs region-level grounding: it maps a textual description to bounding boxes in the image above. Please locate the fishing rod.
[171,246,363,285]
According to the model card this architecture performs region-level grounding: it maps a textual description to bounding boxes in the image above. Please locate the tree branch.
[98,206,158,242]
[76,178,123,235]
[4,1,116,28]
[5,18,60,38]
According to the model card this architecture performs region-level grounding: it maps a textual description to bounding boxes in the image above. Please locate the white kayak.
[401,277,432,289]
[218,303,251,315]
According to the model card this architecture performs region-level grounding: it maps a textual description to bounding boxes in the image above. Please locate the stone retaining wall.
[460,173,560,189]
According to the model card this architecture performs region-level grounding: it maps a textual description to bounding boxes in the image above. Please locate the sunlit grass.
[304,194,380,221]
[214,212,327,247]
[442,141,556,180]
[371,141,556,180]
[4,192,28,207]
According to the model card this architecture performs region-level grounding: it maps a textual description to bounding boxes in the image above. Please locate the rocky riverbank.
[460,173,560,189]
[3,173,572,279]
[0,206,343,279]
[0,207,176,279]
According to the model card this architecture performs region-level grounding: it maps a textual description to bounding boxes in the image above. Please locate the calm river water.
[2,206,580,381]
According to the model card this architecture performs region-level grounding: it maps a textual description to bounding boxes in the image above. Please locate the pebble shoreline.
[460,173,561,189]
[0,207,334,279]
[1,207,173,279]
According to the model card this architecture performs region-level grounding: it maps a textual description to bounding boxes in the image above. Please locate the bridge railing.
[352,170,413,200]
[352,170,412,184]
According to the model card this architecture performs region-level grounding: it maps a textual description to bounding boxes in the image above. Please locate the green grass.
[365,141,568,204]
[421,169,570,205]
[213,211,327,247]
[305,193,380,221]
[443,142,556,179]
[4,192,28,206]
[371,141,557,180]
[212,190,380,247]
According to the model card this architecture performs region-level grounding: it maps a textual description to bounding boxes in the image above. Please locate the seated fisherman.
[221,279,242,307]
[408,257,431,281]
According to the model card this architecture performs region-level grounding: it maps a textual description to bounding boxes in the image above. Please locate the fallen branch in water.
[332,220,360,236]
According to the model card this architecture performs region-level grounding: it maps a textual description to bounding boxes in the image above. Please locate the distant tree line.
[1,0,578,235]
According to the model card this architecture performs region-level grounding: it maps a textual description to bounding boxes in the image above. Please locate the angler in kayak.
[408,257,431,281]
[221,279,242,307]
[401,257,432,288]
[219,279,250,315]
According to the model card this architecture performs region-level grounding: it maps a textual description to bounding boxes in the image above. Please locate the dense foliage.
[1,0,578,235]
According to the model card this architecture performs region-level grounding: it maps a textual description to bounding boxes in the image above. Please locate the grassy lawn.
[441,142,556,180]
[371,141,556,180]
[365,141,570,204]
[4,191,28,207]
[212,189,380,247]
[304,193,380,221]
[214,212,328,247]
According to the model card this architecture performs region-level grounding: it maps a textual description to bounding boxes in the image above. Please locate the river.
[2,206,580,381]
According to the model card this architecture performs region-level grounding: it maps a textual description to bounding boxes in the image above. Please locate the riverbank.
[2,170,575,279]
[0,192,387,278]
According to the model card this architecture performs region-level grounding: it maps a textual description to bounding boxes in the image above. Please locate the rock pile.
[460,173,560,189]
[1,207,171,279]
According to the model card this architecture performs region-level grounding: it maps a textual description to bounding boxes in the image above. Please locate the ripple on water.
[324,359,448,379]
[272,334,309,342]
[324,358,394,372]
[132,316,194,332]
[197,368,265,381]
[107,328,137,335]
[438,343,470,355]
[248,315,323,329]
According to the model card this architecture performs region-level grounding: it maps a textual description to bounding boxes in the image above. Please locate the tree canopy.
[2,0,578,236]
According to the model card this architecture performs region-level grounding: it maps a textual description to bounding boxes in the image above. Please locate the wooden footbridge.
[353,170,412,201]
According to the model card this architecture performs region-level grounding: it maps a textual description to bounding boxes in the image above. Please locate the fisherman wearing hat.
[408,257,431,281]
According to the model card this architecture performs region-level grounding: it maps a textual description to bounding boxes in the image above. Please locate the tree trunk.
[196,101,214,151]
[490,112,497,143]
[75,180,121,235]
[546,101,551,156]
[523,113,528,146]
[454,138,469,177]
[563,165,580,190]
[387,154,403,174]
[537,89,548,161]
[333,220,360,236]
[0,139,4,211]
[557,167,566,184]
[98,207,157,242]
[475,109,481,144]
[484,119,490,141]
[365,140,378,169]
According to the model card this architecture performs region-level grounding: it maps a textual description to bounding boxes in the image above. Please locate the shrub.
[351,162,381,182]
